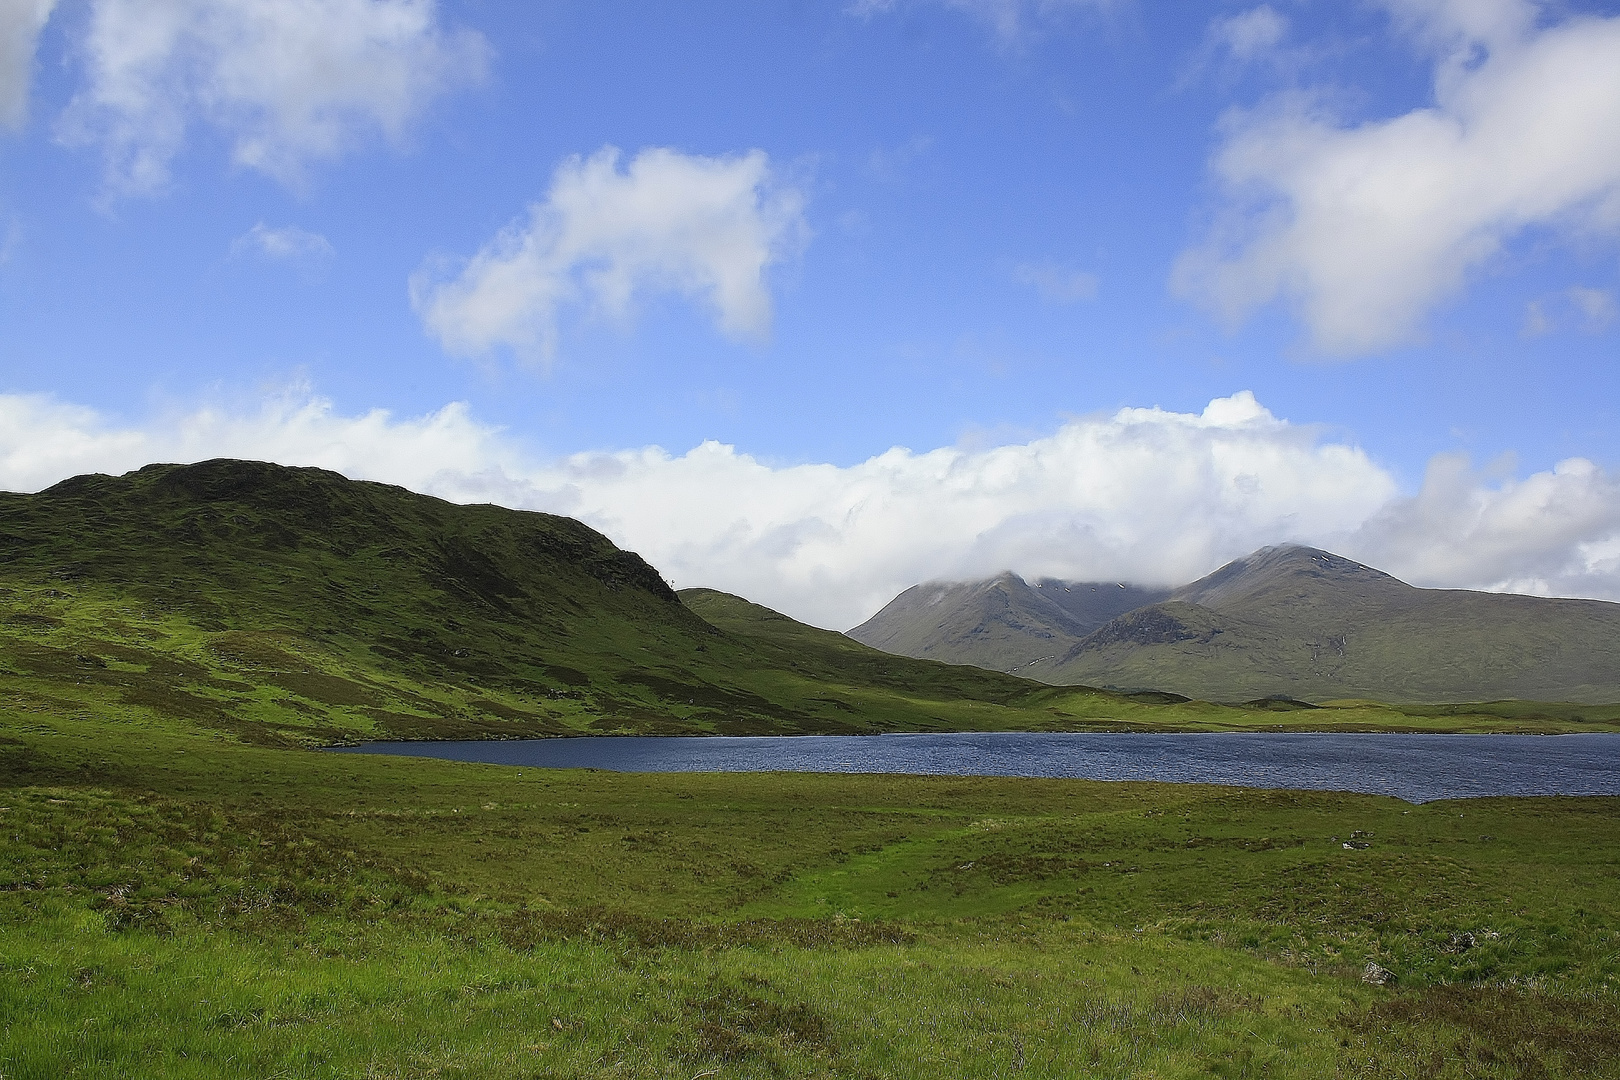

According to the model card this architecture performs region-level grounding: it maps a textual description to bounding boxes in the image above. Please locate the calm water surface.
[331,732,1620,803]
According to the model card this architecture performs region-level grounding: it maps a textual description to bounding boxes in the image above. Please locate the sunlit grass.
[3,705,1618,1077]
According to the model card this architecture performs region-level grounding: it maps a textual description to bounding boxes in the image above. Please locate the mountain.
[1053,545,1620,702]
[846,573,1170,677]
[0,459,1075,745]
[852,546,1620,704]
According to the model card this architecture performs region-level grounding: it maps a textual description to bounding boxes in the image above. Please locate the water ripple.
[332,731,1620,803]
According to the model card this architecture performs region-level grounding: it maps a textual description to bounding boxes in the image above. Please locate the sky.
[2,0,1619,628]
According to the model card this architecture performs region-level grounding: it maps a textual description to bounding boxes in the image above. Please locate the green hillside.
[1051,546,1620,703]
[0,459,1077,743]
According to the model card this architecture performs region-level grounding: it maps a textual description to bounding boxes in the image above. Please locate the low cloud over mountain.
[3,387,1619,630]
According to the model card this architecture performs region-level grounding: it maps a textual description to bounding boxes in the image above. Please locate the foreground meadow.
[3,709,1618,1078]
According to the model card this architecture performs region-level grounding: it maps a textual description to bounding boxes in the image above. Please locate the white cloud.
[57,0,488,196]
[412,146,807,362]
[0,386,509,497]
[1015,261,1099,303]
[1350,453,1620,600]
[1211,5,1288,63]
[1174,1,1620,355]
[494,391,1405,628]
[6,387,1619,629]
[231,222,334,261]
[0,0,55,129]
[1569,285,1617,330]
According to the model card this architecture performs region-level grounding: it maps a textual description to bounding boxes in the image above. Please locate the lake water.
[330,731,1620,803]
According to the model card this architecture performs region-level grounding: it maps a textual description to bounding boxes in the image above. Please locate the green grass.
[3,702,1618,1077]
[4,460,1619,1076]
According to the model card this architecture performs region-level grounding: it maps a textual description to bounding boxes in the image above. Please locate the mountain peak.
[1171,545,1406,610]
[847,573,1171,674]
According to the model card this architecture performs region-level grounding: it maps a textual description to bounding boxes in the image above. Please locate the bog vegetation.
[1,461,1617,1077]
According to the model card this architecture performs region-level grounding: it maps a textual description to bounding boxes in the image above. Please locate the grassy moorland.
[3,705,1619,1078]
[2,460,1619,1076]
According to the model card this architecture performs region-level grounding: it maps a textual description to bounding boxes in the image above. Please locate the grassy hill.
[1051,546,1620,703]
[0,459,1087,744]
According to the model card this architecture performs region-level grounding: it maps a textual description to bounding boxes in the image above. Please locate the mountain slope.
[1047,546,1620,703]
[0,459,1095,743]
[846,573,1170,677]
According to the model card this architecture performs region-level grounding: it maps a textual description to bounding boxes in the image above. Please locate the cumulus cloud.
[230,222,334,261]
[1177,5,1295,92]
[1015,261,1099,303]
[412,146,807,362]
[0,0,55,129]
[0,387,510,498]
[1350,453,1620,600]
[497,391,1403,628]
[1174,0,1620,355]
[13,386,1620,629]
[57,0,488,196]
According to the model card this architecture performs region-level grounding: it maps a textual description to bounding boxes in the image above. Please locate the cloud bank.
[414,146,806,362]
[1175,0,1620,355]
[6,388,1620,629]
[57,0,488,195]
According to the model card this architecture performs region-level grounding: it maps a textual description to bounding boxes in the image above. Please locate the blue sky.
[3,0,1620,626]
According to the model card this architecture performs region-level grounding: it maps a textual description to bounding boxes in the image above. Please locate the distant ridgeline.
[849,546,1620,704]
[0,459,1049,745]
